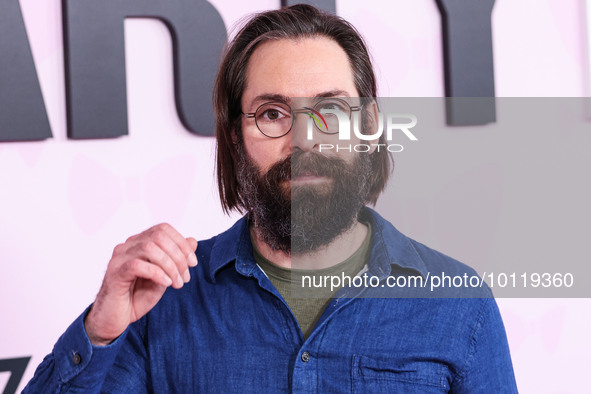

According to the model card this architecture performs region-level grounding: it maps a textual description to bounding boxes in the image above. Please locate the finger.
[111,233,144,257]
[124,223,178,249]
[186,238,198,267]
[115,229,153,255]
[149,226,193,279]
[154,223,198,267]
[186,237,198,252]
[127,241,185,288]
[122,258,173,288]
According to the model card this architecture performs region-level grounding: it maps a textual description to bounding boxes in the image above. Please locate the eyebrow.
[249,90,351,108]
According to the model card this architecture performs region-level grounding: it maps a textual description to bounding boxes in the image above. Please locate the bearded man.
[25,4,517,393]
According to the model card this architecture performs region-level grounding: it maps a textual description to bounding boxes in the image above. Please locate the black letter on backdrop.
[436,0,496,125]
[62,0,226,139]
[0,0,52,142]
[0,357,31,394]
[281,0,336,14]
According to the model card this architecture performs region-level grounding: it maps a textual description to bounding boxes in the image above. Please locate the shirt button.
[301,351,310,363]
[72,352,82,365]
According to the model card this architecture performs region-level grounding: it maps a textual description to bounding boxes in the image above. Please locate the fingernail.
[183,269,190,283]
[188,253,198,267]
[176,274,184,287]
[164,276,173,286]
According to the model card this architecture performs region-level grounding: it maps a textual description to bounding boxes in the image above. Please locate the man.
[25,4,517,392]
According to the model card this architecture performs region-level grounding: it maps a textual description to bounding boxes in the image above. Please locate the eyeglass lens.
[254,98,353,137]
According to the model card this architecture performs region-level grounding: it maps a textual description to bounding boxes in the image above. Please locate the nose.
[290,110,318,153]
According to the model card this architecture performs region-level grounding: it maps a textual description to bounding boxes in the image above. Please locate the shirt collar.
[207,216,256,282]
[207,207,429,281]
[360,207,429,279]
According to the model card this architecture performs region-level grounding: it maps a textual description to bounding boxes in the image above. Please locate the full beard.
[237,146,372,255]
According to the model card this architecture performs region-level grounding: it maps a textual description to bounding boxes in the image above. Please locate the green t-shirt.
[253,222,372,340]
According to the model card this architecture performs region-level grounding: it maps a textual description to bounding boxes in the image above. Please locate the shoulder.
[408,237,479,277]
[364,207,491,297]
[193,215,250,280]
[407,237,493,298]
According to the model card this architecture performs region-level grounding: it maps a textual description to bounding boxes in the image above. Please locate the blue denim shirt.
[25,208,517,393]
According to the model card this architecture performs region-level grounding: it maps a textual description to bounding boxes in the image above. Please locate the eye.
[263,109,282,120]
[256,103,291,122]
[316,99,349,114]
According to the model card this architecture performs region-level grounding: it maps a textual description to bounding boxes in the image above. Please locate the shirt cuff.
[53,305,128,385]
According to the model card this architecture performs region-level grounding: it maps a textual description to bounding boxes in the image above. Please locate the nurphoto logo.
[303,98,418,153]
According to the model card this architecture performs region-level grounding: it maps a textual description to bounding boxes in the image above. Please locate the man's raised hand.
[84,223,198,346]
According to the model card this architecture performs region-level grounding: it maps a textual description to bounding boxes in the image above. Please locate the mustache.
[263,151,350,183]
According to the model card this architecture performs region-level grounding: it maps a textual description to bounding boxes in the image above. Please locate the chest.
[146,291,471,393]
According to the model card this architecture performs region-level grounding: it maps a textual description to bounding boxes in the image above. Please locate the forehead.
[242,37,358,109]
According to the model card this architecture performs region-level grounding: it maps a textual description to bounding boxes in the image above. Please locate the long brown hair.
[213,4,392,213]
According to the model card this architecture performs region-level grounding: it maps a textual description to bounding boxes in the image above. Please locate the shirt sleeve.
[22,306,149,393]
[451,298,518,393]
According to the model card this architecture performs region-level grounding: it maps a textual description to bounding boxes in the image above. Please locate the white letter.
[387,113,418,141]
[302,276,311,288]
[307,117,314,140]
[320,108,350,140]
[353,111,383,141]
[387,144,404,153]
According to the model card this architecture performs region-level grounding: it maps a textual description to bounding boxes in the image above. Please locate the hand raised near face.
[84,223,198,346]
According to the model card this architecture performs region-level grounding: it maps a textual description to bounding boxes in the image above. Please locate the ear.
[231,130,238,145]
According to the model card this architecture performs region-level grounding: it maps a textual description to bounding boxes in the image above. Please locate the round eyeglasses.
[241,98,363,138]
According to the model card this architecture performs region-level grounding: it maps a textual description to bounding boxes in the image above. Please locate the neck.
[250,219,369,270]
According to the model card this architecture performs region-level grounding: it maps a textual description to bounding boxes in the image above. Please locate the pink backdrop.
[0,0,589,392]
